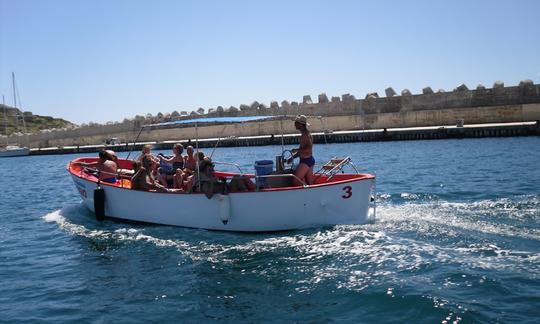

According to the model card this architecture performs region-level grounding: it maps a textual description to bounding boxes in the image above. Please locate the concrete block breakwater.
[11,80,540,148]
[184,80,540,118]
[176,80,540,119]
[30,122,540,156]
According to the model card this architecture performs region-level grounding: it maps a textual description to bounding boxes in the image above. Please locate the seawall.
[29,122,540,156]
[10,80,540,149]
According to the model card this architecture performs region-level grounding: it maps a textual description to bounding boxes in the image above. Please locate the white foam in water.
[368,198,540,273]
[42,204,200,259]
[42,205,109,239]
[41,197,539,283]
[113,228,192,250]
[376,198,540,241]
[198,199,540,287]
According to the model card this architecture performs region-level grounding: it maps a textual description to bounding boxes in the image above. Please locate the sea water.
[0,137,539,323]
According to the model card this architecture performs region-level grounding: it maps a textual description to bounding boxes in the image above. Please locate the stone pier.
[8,80,540,149]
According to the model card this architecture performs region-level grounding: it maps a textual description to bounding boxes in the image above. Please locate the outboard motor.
[94,184,105,221]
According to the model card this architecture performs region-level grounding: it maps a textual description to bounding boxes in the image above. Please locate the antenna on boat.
[125,126,144,160]
[318,116,328,144]
[195,121,201,192]
[209,124,227,159]
[279,116,285,154]
[195,121,199,153]
[241,121,250,148]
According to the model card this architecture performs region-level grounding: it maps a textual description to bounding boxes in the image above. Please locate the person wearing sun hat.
[288,114,315,185]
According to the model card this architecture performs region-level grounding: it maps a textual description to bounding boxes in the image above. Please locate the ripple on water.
[2,138,540,322]
[32,195,539,322]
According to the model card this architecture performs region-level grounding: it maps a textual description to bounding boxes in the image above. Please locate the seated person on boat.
[157,143,185,189]
[186,151,255,196]
[75,149,118,183]
[136,144,159,174]
[105,149,118,164]
[105,149,131,178]
[183,145,197,175]
[228,174,256,192]
[185,152,223,197]
[185,152,210,193]
[131,154,180,192]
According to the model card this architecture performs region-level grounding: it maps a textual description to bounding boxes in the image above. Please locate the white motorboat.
[0,145,30,157]
[67,157,375,232]
[67,116,376,232]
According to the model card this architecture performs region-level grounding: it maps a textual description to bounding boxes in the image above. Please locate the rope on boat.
[280,118,285,154]
[210,125,228,159]
[372,175,377,221]
[126,126,144,160]
[195,122,201,193]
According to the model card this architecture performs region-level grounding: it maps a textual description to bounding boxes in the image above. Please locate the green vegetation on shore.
[1,104,75,135]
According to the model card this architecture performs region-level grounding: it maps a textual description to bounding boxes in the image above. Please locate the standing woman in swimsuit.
[289,115,315,185]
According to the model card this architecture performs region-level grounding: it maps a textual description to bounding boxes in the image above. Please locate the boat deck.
[68,157,375,193]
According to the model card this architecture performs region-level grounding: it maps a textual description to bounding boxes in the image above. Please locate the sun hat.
[294,114,310,126]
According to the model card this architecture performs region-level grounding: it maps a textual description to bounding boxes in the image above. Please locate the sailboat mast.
[11,72,19,131]
[2,95,8,146]
[12,73,17,109]
[12,72,27,136]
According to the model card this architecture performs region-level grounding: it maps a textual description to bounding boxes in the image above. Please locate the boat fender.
[218,194,231,225]
[220,177,229,195]
[94,185,106,221]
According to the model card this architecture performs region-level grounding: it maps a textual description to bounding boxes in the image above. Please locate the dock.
[29,121,540,156]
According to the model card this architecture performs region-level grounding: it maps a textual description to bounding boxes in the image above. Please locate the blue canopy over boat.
[142,116,276,128]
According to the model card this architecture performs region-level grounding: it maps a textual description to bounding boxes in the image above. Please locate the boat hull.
[70,173,375,232]
[0,147,30,157]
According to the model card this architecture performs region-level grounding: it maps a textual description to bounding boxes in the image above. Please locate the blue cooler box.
[254,160,274,187]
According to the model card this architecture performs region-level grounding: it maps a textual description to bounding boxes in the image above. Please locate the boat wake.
[42,205,109,239]
[375,194,540,240]
[39,197,539,322]
[42,196,539,281]
[42,204,193,251]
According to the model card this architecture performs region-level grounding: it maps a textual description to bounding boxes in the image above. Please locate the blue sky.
[1,0,539,124]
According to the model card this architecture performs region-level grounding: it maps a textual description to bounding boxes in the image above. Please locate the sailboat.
[0,73,30,158]
[0,144,30,157]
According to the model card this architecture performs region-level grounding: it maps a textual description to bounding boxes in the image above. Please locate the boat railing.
[254,173,308,189]
[315,156,360,181]
[211,161,308,188]
[214,173,308,190]
[73,162,307,191]
[213,161,245,174]
[75,164,133,188]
